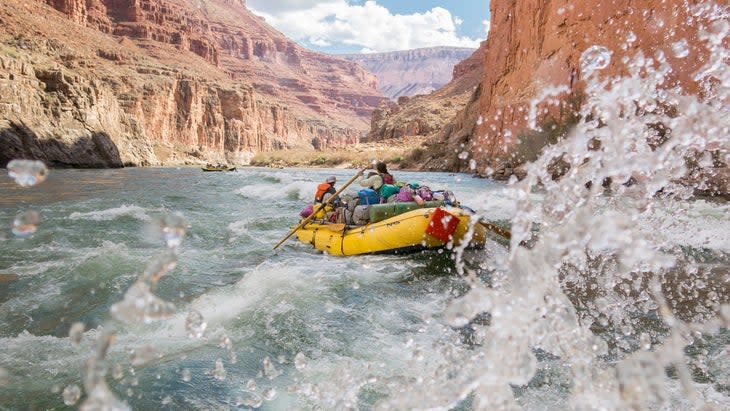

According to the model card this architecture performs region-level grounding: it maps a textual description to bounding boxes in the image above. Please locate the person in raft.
[359,162,394,189]
[315,175,341,206]
[359,162,400,202]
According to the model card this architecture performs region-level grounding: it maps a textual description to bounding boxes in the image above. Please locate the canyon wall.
[370,0,726,182]
[0,0,383,167]
[366,44,485,144]
[340,47,475,100]
[442,0,715,173]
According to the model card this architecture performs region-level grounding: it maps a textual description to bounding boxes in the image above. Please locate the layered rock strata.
[0,0,383,167]
[370,0,727,186]
[341,47,475,100]
[366,44,485,144]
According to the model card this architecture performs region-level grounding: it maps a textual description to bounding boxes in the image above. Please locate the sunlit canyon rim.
[0,0,384,167]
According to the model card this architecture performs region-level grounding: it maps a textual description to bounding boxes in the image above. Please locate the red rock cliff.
[0,0,383,167]
[373,1,723,175]
[446,0,713,172]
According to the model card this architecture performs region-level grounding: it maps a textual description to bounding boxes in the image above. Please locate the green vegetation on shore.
[250,136,423,169]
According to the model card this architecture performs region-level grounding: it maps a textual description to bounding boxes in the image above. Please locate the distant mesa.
[340,47,476,100]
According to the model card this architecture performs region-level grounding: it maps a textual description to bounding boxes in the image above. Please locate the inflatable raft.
[295,206,486,256]
[202,166,236,172]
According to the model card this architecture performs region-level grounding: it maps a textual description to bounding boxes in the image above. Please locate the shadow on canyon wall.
[0,122,123,168]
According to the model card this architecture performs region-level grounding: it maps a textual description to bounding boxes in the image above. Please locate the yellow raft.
[202,166,237,172]
[295,206,486,256]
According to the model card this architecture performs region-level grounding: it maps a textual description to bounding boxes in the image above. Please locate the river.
[0,165,728,410]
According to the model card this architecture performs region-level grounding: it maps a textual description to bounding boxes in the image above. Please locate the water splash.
[110,281,176,324]
[7,159,48,187]
[262,356,280,380]
[377,4,729,410]
[294,352,307,370]
[69,322,85,346]
[236,392,263,408]
[185,310,207,338]
[579,45,611,77]
[62,384,81,406]
[80,328,130,411]
[672,38,690,58]
[213,358,226,381]
[11,210,40,237]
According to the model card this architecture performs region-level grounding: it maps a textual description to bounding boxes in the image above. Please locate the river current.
[2,3,730,407]
[0,167,513,409]
[0,166,727,410]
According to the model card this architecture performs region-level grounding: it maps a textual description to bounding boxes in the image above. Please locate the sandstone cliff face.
[0,0,383,167]
[446,0,715,172]
[370,0,726,178]
[341,47,475,100]
[366,44,485,144]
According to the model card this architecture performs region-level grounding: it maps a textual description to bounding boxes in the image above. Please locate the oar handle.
[273,168,366,250]
[478,219,512,240]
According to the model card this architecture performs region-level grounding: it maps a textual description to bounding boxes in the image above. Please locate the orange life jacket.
[314,182,335,203]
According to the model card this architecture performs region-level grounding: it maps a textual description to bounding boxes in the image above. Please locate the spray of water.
[430,4,729,410]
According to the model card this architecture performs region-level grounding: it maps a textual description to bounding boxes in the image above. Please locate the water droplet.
[213,358,226,381]
[246,379,258,390]
[639,333,652,350]
[141,252,177,285]
[62,384,81,406]
[262,387,277,401]
[626,31,637,43]
[185,310,207,338]
[236,392,262,408]
[476,116,484,125]
[294,352,307,371]
[580,45,611,77]
[110,282,176,324]
[162,396,172,405]
[262,356,280,380]
[150,213,187,248]
[181,368,192,382]
[112,364,124,380]
[351,281,360,290]
[219,335,232,350]
[69,322,84,345]
[671,38,690,58]
[12,210,40,237]
[458,151,469,160]
[469,159,477,170]
[7,159,48,187]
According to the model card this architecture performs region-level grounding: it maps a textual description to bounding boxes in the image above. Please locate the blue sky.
[247,0,490,54]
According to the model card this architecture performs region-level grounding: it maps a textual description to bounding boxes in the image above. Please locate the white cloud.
[482,19,491,37]
[247,0,483,52]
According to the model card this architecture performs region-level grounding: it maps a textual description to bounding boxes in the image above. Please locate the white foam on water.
[235,180,318,202]
[68,205,152,222]
[465,188,543,222]
[227,219,251,241]
[638,198,730,252]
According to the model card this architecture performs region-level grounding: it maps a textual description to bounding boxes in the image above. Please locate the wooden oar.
[273,168,366,250]
[478,219,512,240]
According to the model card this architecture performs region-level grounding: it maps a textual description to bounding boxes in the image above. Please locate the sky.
[246,0,490,54]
